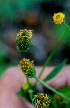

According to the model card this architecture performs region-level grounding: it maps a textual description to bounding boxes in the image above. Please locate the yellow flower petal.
[53,12,65,24]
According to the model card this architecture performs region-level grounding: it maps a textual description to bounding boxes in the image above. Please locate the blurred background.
[0,0,70,75]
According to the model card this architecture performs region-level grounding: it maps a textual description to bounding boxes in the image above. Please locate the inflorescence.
[53,12,65,24]
[16,29,33,52]
[32,93,51,108]
[19,58,35,77]
[16,11,69,107]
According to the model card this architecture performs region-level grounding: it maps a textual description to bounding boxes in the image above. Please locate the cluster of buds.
[16,29,33,52]
[32,93,51,108]
[19,58,36,77]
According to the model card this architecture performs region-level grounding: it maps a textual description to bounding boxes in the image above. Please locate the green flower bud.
[32,93,51,108]
[19,58,36,78]
[22,80,31,90]
[16,29,33,52]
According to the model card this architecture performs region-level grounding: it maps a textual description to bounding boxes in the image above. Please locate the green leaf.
[43,59,67,82]
[17,87,29,101]
[58,86,70,98]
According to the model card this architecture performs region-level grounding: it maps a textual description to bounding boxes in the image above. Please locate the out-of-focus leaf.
[43,59,67,82]
[58,86,70,98]
[0,0,48,20]
[17,87,29,101]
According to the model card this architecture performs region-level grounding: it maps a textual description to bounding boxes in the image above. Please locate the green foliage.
[17,84,36,102]
[52,22,70,48]
[52,86,70,108]
[17,87,30,101]
[0,0,48,20]
[43,59,67,82]
[58,86,70,98]
[0,48,8,76]
[48,92,70,108]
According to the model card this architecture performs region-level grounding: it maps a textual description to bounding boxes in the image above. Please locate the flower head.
[53,12,65,24]
[22,81,31,90]
[19,58,36,77]
[16,29,33,52]
[32,93,51,108]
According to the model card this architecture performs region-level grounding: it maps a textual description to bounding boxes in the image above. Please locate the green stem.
[63,22,70,30]
[28,89,33,101]
[27,77,33,101]
[22,52,25,58]
[34,76,70,101]
[34,26,68,87]
[26,76,30,87]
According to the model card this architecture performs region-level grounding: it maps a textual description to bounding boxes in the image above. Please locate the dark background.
[0,0,70,74]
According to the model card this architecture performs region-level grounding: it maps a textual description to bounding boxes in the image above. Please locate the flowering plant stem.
[22,52,25,58]
[26,76,30,87]
[34,75,70,101]
[34,24,69,87]
[63,22,70,30]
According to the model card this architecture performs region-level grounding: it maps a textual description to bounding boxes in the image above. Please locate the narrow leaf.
[43,59,67,82]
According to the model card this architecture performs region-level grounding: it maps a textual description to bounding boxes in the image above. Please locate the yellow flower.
[32,93,51,108]
[53,12,65,24]
[22,81,31,90]
[19,58,35,77]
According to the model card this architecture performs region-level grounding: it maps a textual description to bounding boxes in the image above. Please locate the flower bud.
[19,58,36,78]
[16,29,33,52]
[32,93,51,108]
[22,81,31,90]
